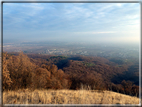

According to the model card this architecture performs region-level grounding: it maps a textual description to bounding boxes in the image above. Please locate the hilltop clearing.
[3,89,140,104]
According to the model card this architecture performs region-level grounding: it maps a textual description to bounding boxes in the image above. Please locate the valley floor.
[3,89,140,105]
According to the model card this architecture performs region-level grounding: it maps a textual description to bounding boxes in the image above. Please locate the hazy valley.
[2,41,141,105]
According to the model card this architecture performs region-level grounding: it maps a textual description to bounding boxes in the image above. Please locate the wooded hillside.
[3,52,140,97]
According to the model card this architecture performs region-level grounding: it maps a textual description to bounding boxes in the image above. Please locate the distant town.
[3,41,139,60]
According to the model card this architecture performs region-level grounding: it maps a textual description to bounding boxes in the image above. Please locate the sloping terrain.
[2,51,140,107]
[2,52,140,97]
[3,89,139,104]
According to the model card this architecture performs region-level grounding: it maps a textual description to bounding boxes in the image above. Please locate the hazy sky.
[3,2,140,44]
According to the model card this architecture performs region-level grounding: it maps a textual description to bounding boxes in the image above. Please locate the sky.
[3,2,140,44]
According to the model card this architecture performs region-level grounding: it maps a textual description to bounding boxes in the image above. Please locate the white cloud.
[74,31,116,35]
[116,3,122,7]
[3,2,140,43]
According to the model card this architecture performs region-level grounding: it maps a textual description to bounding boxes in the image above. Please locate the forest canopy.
[2,52,140,97]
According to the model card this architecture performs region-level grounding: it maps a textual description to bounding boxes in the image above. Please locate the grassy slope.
[3,89,139,105]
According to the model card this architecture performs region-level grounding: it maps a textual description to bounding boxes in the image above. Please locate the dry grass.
[3,88,140,105]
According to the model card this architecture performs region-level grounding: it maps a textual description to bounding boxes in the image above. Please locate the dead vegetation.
[2,52,141,105]
[3,89,139,105]
[3,52,71,91]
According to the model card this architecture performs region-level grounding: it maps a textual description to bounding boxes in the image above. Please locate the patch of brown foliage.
[3,52,71,91]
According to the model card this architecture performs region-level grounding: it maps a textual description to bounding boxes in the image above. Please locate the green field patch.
[82,61,95,67]
[50,56,67,59]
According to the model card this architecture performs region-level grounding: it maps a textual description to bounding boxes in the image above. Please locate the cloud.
[74,31,116,35]
[3,2,140,43]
